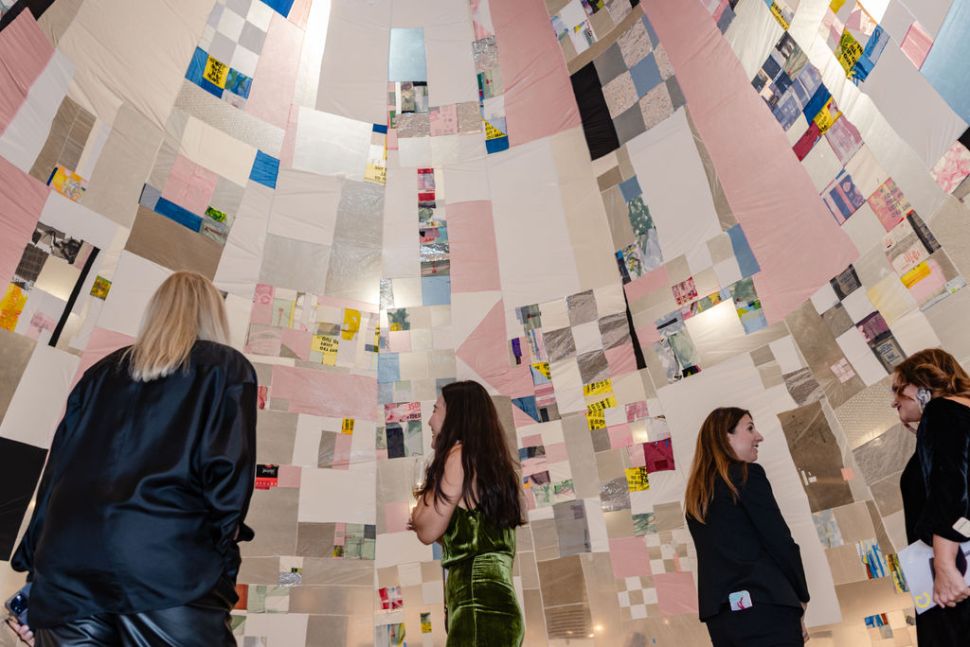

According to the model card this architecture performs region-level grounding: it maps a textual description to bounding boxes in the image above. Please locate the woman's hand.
[800,602,809,642]
[5,617,34,646]
[933,563,970,607]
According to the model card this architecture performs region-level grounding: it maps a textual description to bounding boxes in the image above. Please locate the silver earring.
[916,387,932,410]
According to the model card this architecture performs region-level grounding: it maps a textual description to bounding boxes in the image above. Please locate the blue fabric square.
[373,123,388,134]
[225,69,252,99]
[154,198,203,232]
[630,53,662,98]
[421,275,451,306]
[260,0,294,16]
[727,224,760,279]
[186,47,208,85]
[378,353,401,384]
[642,15,658,48]
[199,78,224,99]
[139,184,162,210]
[619,176,642,203]
[803,85,831,121]
[388,28,427,82]
[512,396,541,423]
[378,381,394,404]
[486,136,509,154]
[250,151,280,189]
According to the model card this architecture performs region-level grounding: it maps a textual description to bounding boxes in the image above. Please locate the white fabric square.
[840,286,876,322]
[801,137,843,192]
[810,282,840,314]
[294,108,372,180]
[247,0,274,31]
[572,320,603,355]
[630,604,648,619]
[769,336,804,374]
[231,44,260,78]
[836,327,887,385]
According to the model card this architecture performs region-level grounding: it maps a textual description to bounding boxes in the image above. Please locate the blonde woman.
[7,271,256,646]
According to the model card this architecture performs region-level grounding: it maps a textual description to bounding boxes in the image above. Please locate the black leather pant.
[34,596,234,646]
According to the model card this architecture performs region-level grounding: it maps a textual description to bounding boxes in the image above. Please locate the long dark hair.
[419,380,523,529]
[684,407,751,523]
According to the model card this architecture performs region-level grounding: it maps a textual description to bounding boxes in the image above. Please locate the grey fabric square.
[239,21,267,55]
[600,477,631,512]
[566,290,598,326]
[324,242,382,303]
[598,312,630,349]
[259,233,331,293]
[395,112,431,138]
[590,428,611,453]
[821,303,854,337]
[666,76,686,109]
[256,410,297,464]
[207,3,224,28]
[208,31,237,66]
[296,522,336,558]
[614,101,646,145]
[544,328,576,362]
[593,43,628,84]
[227,0,253,20]
[334,180,384,247]
[554,501,591,557]
[241,487,299,557]
[317,431,337,468]
[210,176,244,220]
[577,350,609,384]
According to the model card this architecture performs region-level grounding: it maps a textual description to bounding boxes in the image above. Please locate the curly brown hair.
[892,348,970,399]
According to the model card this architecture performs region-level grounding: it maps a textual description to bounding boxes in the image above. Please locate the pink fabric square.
[73,327,136,387]
[491,0,581,147]
[544,442,569,463]
[271,365,378,420]
[388,330,412,353]
[513,405,538,428]
[277,465,302,488]
[0,155,49,285]
[251,284,275,325]
[521,434,543,447]
[608,424,633,448]
[644,438,675,472]
[448,201,502,293]
[384,501,411,533]
[333,433,353,469]
[281,328,313,360]
[606,343,638,376]
[627,444,646,467]
[246,14,305,129]
[0,11,54,135]
[908,259,948,304]
[429,104,458,137]
[609,537,652,578]
[644,0,857,323]
[901,22,934,69]
[931,142,970,193]
[162,155,218,215]
[456,299,534,399]
[624,265,669,303]
[655,571,698,615]
[521,454,548,476]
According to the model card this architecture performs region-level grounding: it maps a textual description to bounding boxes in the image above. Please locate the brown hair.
[418,381,523,530]
[125,271,230,381]
[892,348,970,400]
[685,407,751,523]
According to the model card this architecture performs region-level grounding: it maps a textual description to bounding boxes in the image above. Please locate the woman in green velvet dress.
[409,380,525,646]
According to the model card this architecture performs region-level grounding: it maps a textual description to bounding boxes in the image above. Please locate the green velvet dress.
[441,506,524,646]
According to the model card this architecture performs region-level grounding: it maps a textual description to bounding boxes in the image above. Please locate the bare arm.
[411,445,463,545]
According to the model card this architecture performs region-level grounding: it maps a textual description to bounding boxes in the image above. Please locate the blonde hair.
[893,348,970,400]
[126,271,230,381]
[685,407,751,523]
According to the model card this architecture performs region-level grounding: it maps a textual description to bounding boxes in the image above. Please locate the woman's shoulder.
[193,341,257,384]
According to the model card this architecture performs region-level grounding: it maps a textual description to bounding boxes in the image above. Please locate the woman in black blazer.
[893,348,970,645]
[7,271,257,646]
[685,407,810,646]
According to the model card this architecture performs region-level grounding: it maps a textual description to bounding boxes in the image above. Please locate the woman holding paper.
[408,380,524,647]
[685,407,810,646]
[893,348,970,644]
[7,271,256,646]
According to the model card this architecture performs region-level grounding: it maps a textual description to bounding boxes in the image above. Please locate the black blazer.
[687,462,810,620]
[901,398,970,546]
[11,341,257,628]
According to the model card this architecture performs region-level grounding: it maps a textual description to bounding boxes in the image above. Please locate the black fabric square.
[0,437,48,560]
[571,63,620,160]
